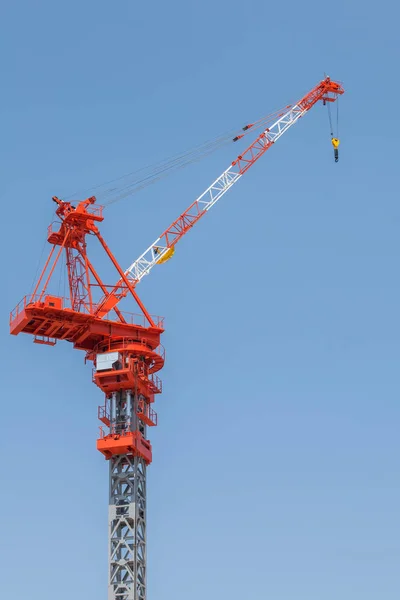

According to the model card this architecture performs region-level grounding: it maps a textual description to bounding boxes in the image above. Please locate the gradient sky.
[1,1,399,599]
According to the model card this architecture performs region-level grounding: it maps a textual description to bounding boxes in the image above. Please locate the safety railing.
[81,202,103,218]
[98,405,110,424]
[137,364,163,393]
[47,221,61,239]
[10,294,41,324]
[137,399,158,426]
[94,337,165,359]
[98,420,136,438]
[149,372,162,393]
[98,426,105,439]
[10,294,164,330]
[117,311,164,329]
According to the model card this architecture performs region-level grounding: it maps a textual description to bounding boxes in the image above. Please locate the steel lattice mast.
[9,75,343,600]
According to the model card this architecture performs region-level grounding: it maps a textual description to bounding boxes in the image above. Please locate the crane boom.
[95,76,344,319]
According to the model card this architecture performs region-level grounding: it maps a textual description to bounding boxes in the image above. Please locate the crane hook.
[331,137,340,163]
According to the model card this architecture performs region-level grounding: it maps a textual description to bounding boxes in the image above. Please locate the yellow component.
[331,137,340,149]
[156,246,175,265]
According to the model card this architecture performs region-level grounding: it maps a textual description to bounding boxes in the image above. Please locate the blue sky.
[1,1,399,599]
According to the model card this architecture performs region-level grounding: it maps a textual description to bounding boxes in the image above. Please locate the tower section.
[93,336,163,600]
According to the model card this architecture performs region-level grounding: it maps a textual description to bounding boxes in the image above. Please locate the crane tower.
[9,76,344,600]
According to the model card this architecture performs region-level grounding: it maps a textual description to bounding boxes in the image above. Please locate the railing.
[137,399,158,426]
[117,311,164,329]
[10,294,41,324]
[51,201,103,219]
[149,372,162,394]
[149,406,157,425]
[47,221,61,238]
[81,203,103,218]
[98,405,110,423]
[94,337,165,360]
[137,363,162,393]
[153,344,165,362]
[98,421,136,438]
[10,294,164,330]
[33,335,56,346]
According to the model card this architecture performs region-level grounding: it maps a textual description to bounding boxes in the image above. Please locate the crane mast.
[9,76,344,600]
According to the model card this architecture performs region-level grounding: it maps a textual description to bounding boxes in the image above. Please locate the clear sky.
[1,1,399,599]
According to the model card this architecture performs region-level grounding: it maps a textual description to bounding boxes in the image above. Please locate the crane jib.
[119,77,343,304]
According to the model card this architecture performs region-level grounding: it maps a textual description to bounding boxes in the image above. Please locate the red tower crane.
[9,76,344,600]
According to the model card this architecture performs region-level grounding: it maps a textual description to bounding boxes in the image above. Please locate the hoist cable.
[60,103,297,208]
[101,105,296,207]
[336,96,339,138]
[327,101,334,138]
[101,138,229,206]
[61,130,237,203]
[104,142,227,206]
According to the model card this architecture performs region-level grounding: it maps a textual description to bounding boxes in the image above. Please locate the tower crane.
[9,76,344,600]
